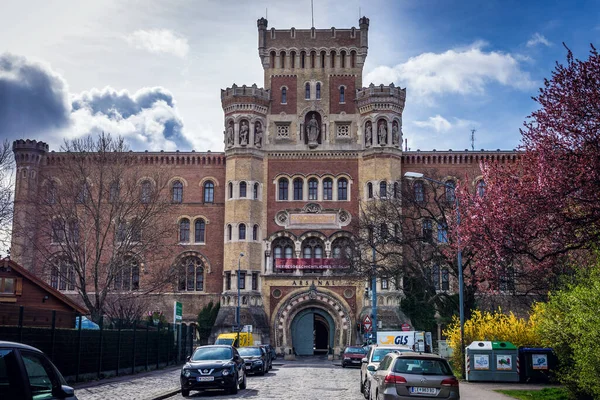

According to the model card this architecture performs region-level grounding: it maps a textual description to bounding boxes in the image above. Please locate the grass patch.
[495,388,570,400]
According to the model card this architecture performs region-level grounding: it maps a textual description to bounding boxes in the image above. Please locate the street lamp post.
[371,244,377,345]
[404,172,465,373]
[236,252,244,348]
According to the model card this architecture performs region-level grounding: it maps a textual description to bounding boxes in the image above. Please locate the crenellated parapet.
[12,139,49,166]
[221,84,269,151]
[356,83,406,115]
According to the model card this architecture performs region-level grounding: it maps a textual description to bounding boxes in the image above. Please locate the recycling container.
[465,341,519,382]
[518,347,557,383]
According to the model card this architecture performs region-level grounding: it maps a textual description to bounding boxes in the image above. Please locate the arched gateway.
[273,284,353,357]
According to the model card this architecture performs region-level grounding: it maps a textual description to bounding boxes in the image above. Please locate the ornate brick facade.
[11,17,519,357]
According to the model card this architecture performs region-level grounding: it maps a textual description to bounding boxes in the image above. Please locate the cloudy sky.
[0,0,597,152]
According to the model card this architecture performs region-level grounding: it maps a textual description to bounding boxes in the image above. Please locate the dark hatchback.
[0,341,77,400]
[238,347,267,375]
[342,346,368,368]
[180,345,246,397]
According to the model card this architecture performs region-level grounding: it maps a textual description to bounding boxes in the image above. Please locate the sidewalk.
[73,366,182,400]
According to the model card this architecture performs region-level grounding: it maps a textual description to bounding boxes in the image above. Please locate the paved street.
[75,356,557,400]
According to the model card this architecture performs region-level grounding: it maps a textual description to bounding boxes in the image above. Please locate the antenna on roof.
[471,129,476,151]
[266,8,268,19]
[311,0,314,27]
[359,6,361,19]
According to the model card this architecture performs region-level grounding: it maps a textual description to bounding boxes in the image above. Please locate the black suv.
[238,346,267,375]
[180,345,246,397]
[258,345,273,370]
[0,341,77,400]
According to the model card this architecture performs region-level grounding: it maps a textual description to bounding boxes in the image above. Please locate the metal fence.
[0,304,195,382]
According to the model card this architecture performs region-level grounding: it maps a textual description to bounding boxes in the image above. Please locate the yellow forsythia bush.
[443,309,542,376]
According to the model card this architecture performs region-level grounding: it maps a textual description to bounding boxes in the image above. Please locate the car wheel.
[258,364,265,376]
[181,389,190,397]
[364,381,370,400]
[360,376,364,393]
[228,373,239,394]
[239,371,247,390]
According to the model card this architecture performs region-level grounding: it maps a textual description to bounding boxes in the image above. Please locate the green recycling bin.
[465,341,519,382]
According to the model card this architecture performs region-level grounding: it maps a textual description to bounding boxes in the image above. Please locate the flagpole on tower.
[311,0,314,28]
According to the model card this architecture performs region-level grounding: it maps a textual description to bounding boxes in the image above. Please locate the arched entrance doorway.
[291,308,334,355]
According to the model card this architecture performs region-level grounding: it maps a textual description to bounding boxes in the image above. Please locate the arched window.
[281,87,287,104]
[320,51,326,68]
[51,258,75,291]
[253,183,259,200]
[339,86,345,103]
[414,181,424,203]
[228,182,233,199]
[270,51,276,68]
[109,181,119,203]
[308,178,318,200]
[46,181,57,204]
[203,181,214,203]
[380,223,389,238]
[310,51,316,68]
[253,224,258,241]
[280,51,286,68]
[340,50,346,68]
[305,82,310,99]
[367,182,373,199]
[477,180,486,197]
[179,218,190,243]
[227,224,232,241]
[332,237,353,260]
[195,219,206,243]
[338,178,348,201]
[300,51,306,68]
[316,82,321,99]
[432,264,440,290]
[393,182,399,199]
[140,180,151,204]
[278,178,289,200]
[330,50,336,68]
[323,178,333,200]
[351,50,356,68]
[422,219,433,242]
[172,180,183,203]
[290,51,296,68]
[445,180,456,203]
[52,219,65,243]
[178,256,204,291]
[301,237,324,261]
[272,237,294,271]
[379,181,387,198]
[239,181,247,198]
[239,224,246,240]
[437,222,448,243]
[293,178,303,200]
[68,220,79,243]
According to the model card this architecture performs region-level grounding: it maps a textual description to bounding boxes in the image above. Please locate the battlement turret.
[221,84,269,151]
[356,83,406,115]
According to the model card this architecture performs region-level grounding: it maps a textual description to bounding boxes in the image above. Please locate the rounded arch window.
[301,237,324,259]
[272,237,295,270]
[194,219,206,243]
[331,237,354,260]
[239,224,246,240]
[239,181,247,198]
[203,181,214,203]
[253,182,259,199]
[305,82,311,99]
[179,218,190,243]
[308,178,318,200]
[316,82,321,99]
[281,87,287,104]
[445,180,456,203]
[476,179,486,197]
[323,178,333,200]
[252,224,259,241]
[278,177,289,200]
[293,178,303,200]
[338,178,348,201]
[367,182,373,199]
[172,180,183,203]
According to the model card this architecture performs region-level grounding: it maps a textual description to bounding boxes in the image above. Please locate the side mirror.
[186,356,191,362]
[58,385,75,397]
[367,365,376,372]
[361,357,368,363]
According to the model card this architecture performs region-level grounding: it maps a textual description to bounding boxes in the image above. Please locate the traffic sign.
[401,323,411,331]
[363,315,373,332]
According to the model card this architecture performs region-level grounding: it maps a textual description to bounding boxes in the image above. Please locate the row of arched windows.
[366,181,399,199]
[277,176,350,201]
[171,180,215,204]
[228,181,260,200]
[226,224,260,242]
[408,178,486,203]
[179,218,207,243]
[270,49,357,69]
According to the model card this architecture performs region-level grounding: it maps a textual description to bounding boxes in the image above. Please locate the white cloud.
[526,33,552,47]
[125,29,190,58]
[413,115,476,133]
[364,42,535,102]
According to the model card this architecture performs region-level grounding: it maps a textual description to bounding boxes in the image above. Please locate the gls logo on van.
[380,334,409,345]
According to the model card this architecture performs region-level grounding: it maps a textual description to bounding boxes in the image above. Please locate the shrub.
[444,309,541,374]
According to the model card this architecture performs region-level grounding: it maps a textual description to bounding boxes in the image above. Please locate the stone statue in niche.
[392,121,400,145]
[239,121,249,145]
[365,122,372,147]
[306,114,320,147]
[254,122,263,147]
[226,123,234,147]
[378,121,387,145]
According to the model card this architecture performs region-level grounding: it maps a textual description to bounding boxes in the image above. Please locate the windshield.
[394,358,453,375]
[215,338,235,346]
[345,347,367,354]
[191,347,232,361]
[238,347,262,357]
[371,348,400,362]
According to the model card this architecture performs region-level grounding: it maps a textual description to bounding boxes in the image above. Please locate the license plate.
[245,366,251,369]
[410,387,437,395]
[352,359,360,362]
[197,376,214,382]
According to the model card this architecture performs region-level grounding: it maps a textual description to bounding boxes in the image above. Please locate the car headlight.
[253,360,263,364]
[222,369,230,376]
[183,369,192,377]
[344,357,350,360]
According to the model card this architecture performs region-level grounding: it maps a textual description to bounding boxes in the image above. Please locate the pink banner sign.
[275,258,349,270]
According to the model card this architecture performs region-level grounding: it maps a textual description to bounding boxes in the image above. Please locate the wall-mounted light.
[42,295,49,303]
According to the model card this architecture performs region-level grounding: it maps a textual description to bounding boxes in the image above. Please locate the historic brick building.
[11,17,519,357]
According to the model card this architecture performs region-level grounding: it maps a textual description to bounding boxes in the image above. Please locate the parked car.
[238,346,267,376]
[265,344,277,361]
[0,340,77,400]
[360,345,412,400]
[180,345,246,397]
[258,345,273,370]
[369,352,460,400]
[342,346,368,368]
